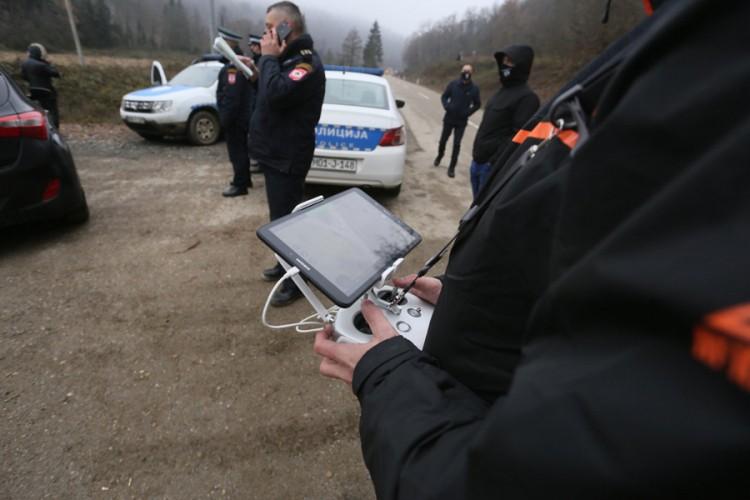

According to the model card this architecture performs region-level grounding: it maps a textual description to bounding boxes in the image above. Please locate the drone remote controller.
[333,286,433,349]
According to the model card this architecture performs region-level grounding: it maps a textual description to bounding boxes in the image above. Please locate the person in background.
[470,46,539,198]
[434,64,481,179]
[21,43,61,128]
[217,27,256,198]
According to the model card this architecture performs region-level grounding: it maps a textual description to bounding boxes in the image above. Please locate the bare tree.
[340,29,363,67]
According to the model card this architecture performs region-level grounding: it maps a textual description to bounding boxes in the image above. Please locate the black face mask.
[461,71,471,82]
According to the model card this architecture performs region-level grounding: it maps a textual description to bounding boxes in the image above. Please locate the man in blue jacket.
[434,64,481,178]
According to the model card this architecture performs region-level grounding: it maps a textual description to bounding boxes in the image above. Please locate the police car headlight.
[151,100,173,113]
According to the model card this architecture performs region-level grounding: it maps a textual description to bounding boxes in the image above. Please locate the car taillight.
[379,126,404,147]
[42,178,61,201]
[0,111,49,140]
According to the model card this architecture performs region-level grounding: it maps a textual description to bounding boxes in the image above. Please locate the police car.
[310,66,406,194]
[120,59,223,145]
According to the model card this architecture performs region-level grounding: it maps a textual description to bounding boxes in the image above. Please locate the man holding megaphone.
[216,28,258,197]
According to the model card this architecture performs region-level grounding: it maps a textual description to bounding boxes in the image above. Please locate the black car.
[0,68,88,228]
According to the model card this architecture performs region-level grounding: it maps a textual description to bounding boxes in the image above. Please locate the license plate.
[126,116,146,124]
[311,157,357,172]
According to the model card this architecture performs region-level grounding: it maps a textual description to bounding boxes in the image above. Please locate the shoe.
[270,283,303,307]
[222,185,248,197]
[433,156,442,167]
[447,167,455,178]
[262,263,284,281]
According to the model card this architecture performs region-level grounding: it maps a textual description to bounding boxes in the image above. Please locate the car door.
[151,61,167,86]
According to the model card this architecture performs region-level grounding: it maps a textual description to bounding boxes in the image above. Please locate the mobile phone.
[276,21,292,43]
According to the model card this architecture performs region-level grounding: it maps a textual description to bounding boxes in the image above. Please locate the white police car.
[309,66,406,194]
[120,59,223,145]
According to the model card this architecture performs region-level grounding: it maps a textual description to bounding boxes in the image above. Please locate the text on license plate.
[311,157,357,172]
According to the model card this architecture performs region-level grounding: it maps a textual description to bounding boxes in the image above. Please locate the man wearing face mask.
[251,1,326,306]
[470,46,539,198]
[435,64,481,178]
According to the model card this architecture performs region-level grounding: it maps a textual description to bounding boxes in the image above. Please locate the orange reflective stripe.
[512,121,578,149]
[557,130,579,149]
[528,121,557,140]
[693,303,750,392]
[512,129,530,144]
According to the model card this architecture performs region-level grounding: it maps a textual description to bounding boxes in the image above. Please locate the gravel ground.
[1,110,472,499]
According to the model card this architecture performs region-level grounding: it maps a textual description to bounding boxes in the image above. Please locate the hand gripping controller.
[333,286,433,349]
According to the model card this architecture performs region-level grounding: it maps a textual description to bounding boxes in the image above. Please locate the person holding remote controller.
[251,1,326,307]
[313,0,750,497]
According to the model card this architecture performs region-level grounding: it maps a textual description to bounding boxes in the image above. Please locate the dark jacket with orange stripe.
[353,0,750,498]
[471,45,539,165]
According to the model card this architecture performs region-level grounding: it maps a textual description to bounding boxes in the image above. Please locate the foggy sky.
[301,0,502,34]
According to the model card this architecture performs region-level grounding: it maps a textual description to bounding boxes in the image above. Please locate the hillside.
[1,51,194,124]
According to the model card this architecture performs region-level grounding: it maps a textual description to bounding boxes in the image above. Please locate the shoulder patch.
[693,303,750,391]
[288,65,310,82]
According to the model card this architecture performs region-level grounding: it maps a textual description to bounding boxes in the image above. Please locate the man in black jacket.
[217,28,256,197]
[21,43,61,128]
[434,64,481,178]
[251,1,326,306]
[470,45,539,197]
[313,0,750,497]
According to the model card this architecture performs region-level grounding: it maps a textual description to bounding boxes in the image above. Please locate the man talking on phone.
[250,1,326,307]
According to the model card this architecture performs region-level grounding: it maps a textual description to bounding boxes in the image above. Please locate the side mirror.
[395,99,406,109]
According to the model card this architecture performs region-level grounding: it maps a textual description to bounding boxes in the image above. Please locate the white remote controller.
[333,285,433,349]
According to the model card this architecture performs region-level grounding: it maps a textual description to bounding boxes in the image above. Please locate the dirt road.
[0,78,474,499]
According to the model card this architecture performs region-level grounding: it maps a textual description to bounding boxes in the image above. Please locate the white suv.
[120,60,222,145]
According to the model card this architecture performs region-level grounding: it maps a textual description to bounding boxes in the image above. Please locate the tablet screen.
[257,189,421,306]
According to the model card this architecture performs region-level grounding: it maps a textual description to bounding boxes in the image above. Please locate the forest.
[0,0,401,68]
[403,0,645,72]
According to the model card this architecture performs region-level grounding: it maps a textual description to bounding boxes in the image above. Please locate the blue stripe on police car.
[315,124,384,152]
[129,85,191,98]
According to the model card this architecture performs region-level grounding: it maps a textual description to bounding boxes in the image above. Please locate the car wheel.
[188,110,220,145]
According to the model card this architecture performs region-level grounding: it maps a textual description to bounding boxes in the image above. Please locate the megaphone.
[213,36,254,79]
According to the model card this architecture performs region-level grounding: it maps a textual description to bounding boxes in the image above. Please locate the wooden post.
[63,0,85,66]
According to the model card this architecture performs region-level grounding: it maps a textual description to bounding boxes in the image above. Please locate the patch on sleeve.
[693,303,750,391]
[288,63,313,82]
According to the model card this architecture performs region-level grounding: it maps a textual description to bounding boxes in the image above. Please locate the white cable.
[261,267,338,332]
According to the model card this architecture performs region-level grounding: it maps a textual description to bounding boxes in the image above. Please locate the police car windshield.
[324,79,389,110]
[169,65,221,88]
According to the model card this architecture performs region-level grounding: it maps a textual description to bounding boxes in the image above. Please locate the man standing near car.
[434,64,481,178]
[21,43,61,129]
[470,46,539,198]
[251,1,326,306]
[217,28,256,197]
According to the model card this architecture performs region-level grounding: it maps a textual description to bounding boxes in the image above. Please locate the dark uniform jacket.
[352,1,750,498]
[441,78,481,126]
[249,34,326,176]
[472,45,539,164]
[216,62,254,130]
[21,53,60,95]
